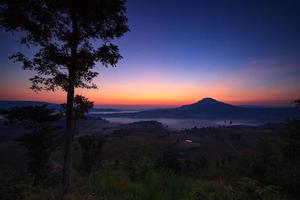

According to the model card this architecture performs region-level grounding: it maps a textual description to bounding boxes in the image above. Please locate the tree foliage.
[62,95,94,120]
[0,0,128,194]
[0,0,129,91]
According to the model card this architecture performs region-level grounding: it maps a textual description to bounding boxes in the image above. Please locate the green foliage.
[0,169,33,200]
[78,134,105,174]
[183,155,208,173]
[211,157,246,180]
[250,138,277,183]
[276,120,300,197]
[191,180,228,200]
[1,105,299,199]
[137,170,189,200]
[124,149,154,181]
[72,168,192,200]
[230,177,281,200]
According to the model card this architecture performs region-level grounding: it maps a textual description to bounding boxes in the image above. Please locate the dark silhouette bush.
[0,169,33,200]
[78,134,105,174]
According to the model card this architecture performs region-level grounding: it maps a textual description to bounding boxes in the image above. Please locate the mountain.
[0,100,60,110]
[127,98,244,118]
[96,98,299,120]
[177,98,240,113]
[1,99,299,121]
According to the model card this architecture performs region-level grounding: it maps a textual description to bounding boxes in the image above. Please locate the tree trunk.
[62,70,75,197]
[62,10,78,199]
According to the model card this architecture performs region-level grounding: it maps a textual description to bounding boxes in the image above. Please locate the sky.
[0,0,300,108]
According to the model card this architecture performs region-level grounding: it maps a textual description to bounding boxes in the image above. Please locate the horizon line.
[0,98,295,108]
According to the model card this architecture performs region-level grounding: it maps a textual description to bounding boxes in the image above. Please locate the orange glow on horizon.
[1,59,299,107]
[0,90,296,107]
[0,77,297,107]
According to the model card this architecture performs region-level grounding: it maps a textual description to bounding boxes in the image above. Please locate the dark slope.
[0,101,121,112]
[0,100,60,110]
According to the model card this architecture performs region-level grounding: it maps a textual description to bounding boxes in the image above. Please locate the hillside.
[0,100,60,110]
[0,101,121,112]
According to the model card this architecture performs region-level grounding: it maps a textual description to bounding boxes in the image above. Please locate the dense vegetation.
[0,109,299,199]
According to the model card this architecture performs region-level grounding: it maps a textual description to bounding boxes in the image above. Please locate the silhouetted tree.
[1,105,61,184]
[0,0,128,195]
[72,95,94,120]
[61,95,94,133]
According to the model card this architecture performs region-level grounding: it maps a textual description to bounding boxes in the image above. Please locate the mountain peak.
[198,97,218,103]
[186,97,236,109]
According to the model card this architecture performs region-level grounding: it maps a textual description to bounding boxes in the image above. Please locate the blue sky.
[0,0,300,107]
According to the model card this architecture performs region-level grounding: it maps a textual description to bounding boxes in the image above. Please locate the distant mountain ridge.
[0,100,121,112]
[0,100,60,110]
[95,98,300,120]
[1,99,299,121]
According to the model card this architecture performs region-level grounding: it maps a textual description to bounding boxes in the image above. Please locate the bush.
[77,134,105,174]
[0,169,33,200]
[124,150,154,181]
[156,146,181,172]
[230,177,282,200]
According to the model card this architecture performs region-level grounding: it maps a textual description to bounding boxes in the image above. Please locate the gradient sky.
[0,0,300,108]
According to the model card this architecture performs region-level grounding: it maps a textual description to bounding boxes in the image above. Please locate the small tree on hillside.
[61,95,94,133]
[72,95,94,120]
[1,105,61,184]
[78,134,105,175]
[0,0,128,195]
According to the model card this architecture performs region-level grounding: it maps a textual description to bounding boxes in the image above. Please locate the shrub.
[0,169,33,200]
[77,134,105,174]
[230,177,281,200]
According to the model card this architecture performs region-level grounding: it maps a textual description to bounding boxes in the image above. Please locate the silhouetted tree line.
[1,105,61,184]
